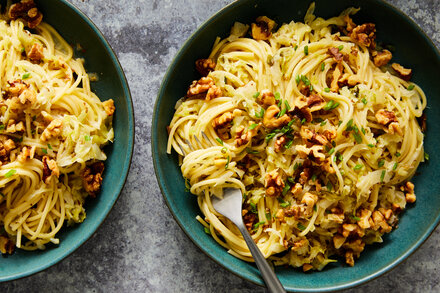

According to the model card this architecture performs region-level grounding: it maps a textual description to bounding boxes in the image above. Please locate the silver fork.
[179,133,286,293]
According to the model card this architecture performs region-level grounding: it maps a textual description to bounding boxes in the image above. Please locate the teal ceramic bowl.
[0,0,134,282]
[152,0,440,291]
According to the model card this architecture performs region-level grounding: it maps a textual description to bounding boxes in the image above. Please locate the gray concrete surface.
[1,0,439,292]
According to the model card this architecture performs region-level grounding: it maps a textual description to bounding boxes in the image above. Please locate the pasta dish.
[0,1,114,253]
[167,4,426,270]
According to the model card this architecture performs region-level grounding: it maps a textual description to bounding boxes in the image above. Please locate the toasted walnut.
[401,181,416,203]
[28,43,44,62]
[243,207,257,231]
[321,158,335,174]
[235,123,260,147]
[291,183,303,196]
[0,235,14,255]
[338,73,362,88]
[0,135,16,164]
[251,16,276,41]
[206,85,222,101]
[299,167,311,185]
[292,238,308,252]
[41,111,53,123]
[300,126,328,146]
[391,63,412,81]
[42,156,60,184]
[375,109,397,125]
[302,264,313,272]
[6,119,25,133]
[333,234,346,249]
[40,118,62,142]
[328,47,344,62]
[371,210,392,233]
[275,208,285,222]
[265,169,284,197]
[357,209,372,229]
[284,205,305,218]
[5,80,27,98]
[345,250,355,267]
[343,239,365,256]
[378,208,393,221]
[18,145,36,162]
[256,89,276,108]
[263,105,291,129]
[349,23,376,48]
[405,192,416,203]
[187,77,214,98]
[274,136,287,152]
[9,0,43,28]
[388,122,402,135]
[103,99,115,116]
[82,162,105,198]
[195,58,216,76]
[327,207,345,224]
[342,223,364,238]
[301,192,318,216]
[296,144,326,162]
[294,93,325,112]
[373,49,392,67]
[18,88,36,105]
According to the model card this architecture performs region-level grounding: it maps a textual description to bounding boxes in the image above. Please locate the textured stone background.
[1,0,439,292]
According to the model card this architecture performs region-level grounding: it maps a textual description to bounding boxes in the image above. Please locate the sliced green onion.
[324,87,330,93]
[361,98,368,105]
[253,92,260,98]
[297,223,306,231]
[84,135,91,141]
[294,44,298,50]
[304,45,309,55]
[393,162,398,170]
[338,45,344,51]
[255,108,265,118]
[246,147,259,154]
[225,156,230,169]
[285,140,294,149]
[351,215,361,221]
[295,75,301,84]
[328,148,335,155]
[321,63,325,71]
[253,221,266,230]
[367,144,375,148]
[41,148,47,154]
[301,118,306,124]
[361,127,366,135]
[22,72,31,79]
[47,144,52,150]
[249,202,257,214]
[395,152,401,157]
[327,181,333,191]
[380,170,386,182]
[282,182,291,196]
[353,133,362,144]
[274,92,281,100]
[424,152,429,161]
[249,123,258,130]
[407,84,415,90]
[216,138,224,145]
[204,227,211,235]
[5,169,16,178]
[354,164,363,171]
[311,174,317,181]
[320,120,327,126]
[284,100,291,111]
[378,159,385,167]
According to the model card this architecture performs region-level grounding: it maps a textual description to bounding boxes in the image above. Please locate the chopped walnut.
[291,183,303,196]
[327,207,345,224]
[342,223,364,238]
[321,158,335,174]
[18,145,36,162]
[330,63,343,92]
[328,47,344,62]
[338,73,362,88]
[206,85,222,101]
[265,169,284,197]
[103,99,115,116]
[274,136,287,152]
[82,162,105,197]
[333,234,346,249]
[388,122,402,135]
[0,135,16,164]
[186,77,214,98]
[28,43,44,62]
[373,49,392,67]
[291,238,308,252]
[375,109,397,125]
[41,111,53,123]
[371,210,392,233]
[300,126,329,146]
[391,63,412,81]
[345,250,355,267]
[296,144,326,162]
[378,208,393,221]
[195,58,216,76]
[243,207,257,231]
[235,122,260,147]
[344,15,356,32]
[343,239,365,256]
[251,16,276,41]
[6,119,25,133]
[284,205,305,218]
[357,209,372,229]
[40,118,62,142]
[294,93,325,113]
[401,181,416,203]
[275,208,285,222]
[299,167,311,185]
[8,0,43,28]
[301,192,318,216]
[42,156,60,184]
[262,105,291,129]
[349,23,376,48]
[256,89,276,108]
[4,79,27,99]
[0,235,14,255]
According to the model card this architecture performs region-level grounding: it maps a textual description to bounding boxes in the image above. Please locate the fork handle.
[238,225,286,293]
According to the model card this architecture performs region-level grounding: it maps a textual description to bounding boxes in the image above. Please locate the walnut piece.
[301,192,318,216]
[330,63,343,92]
[300,126,329,146]
[391,63,412,81]
[375,109,397,125]
[28,43,44,62]
[256,89,276,108]
[263,105,291,129]
[42,156,60,184]
[345,251,355,267]
[195,59,216,76]
[264,169,284,197]
[0,135,16,164]
[82,162,105,198]
[5,119,25,133]
[103,99,115,116]
[274,136,287,152]
[327,47,344,62]
[349,23,376,48]
[235,122,259,147]
[242,207,257,231]
[344,15,356,32]
[9,0,43,28]
[357,209,372,229]
[40,118,63,142]
[371,210,392,233]
[401,181,416,203]
[18,145,36,162]
[296,144,325,162]
[333,234,346,249]
[373,49,392,67]
[187,77,213,97]
[251,16,276,41]
[0,235,14,255]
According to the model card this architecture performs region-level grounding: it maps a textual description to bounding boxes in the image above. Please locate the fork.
[178,132,286,293]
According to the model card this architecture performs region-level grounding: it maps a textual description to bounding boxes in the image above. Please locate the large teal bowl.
[0,0,134,282]
[152,0,440,291]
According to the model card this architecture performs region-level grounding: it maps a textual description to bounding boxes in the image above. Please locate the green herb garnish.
[353,133,362,144]
[407,84,415,90]
[424,152,430,161]
[338,45,344,51]
[216,138,224,145]
[253,92,260,98]
[22,72,31,79]
[328,148,335,155]
[249,123,258,130]
[253,221,266,230]
[324,87,330,93]
[225,156,230,169]
[380,170,386,182]
[321,63,325,71]
[84,135,91,141]
[41,148,47,154]
[354,164,363,171]
[361,98,368,105]
[393,162,398,170]
[378,159,385,167]
[47,144,52,150]
[367,144,375,148]
[246,147,259,154]
[395,152,401,157]
[5,169,16,178]
[304,45,309,55]
[255,108,265,118]
[204,227,211,235]
[297,223,307,231]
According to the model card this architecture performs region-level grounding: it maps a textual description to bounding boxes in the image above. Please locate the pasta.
[167,4,427,270]
[0,1,114,253]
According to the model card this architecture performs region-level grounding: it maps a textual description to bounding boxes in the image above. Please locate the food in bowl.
[167,3,426,271]
[0,0,114,253]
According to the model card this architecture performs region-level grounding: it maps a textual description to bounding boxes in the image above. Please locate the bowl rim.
[152,0,440,291]
[1,0,135,282]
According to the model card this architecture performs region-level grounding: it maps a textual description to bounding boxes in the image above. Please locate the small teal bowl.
[0,0,134,282]
[152,0,440,291]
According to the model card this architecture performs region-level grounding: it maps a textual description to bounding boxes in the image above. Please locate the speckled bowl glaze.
[0,0,134,282]
[152,0,440,291]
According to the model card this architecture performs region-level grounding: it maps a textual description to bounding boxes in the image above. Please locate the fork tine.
[201,131,213,146]
[177,142,186,156]
[185,138,194,151]
[194,135,203,148]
